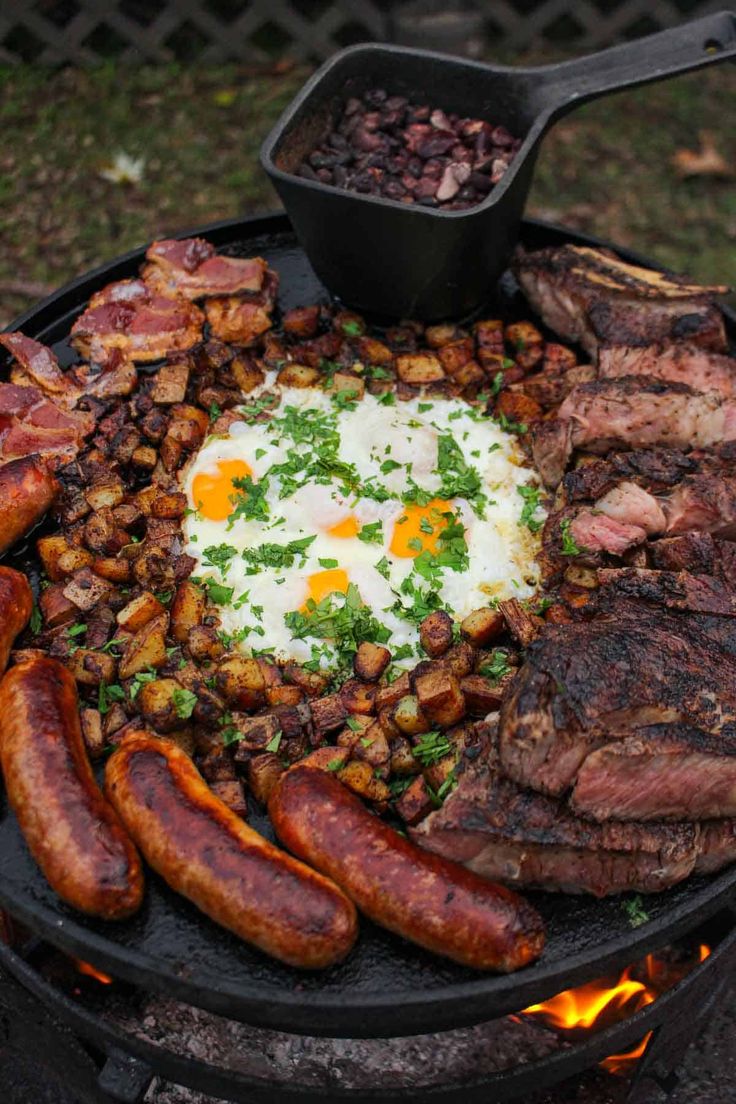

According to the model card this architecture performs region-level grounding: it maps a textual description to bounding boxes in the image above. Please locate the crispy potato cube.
[138,677,190,733]
[353,641,391,682]
[395,775,434,825]
[104,703,129,739]
[337,760,391,803]
[284,663,329,698]
[151,360,189,404]
[117,591,166,632]
[256,659,283,688]
[40,583,78,628]
[167,403,209,449]
[332,372,365,400]
[424,323,459,348]
[118,613,169,680]
[460,607,504,647]
[92,557,131,584]
[339,677,376,715]
[396,353,445,385]
[473,319,504,348]
[170,580,205,643]
[37,535,74,581]
[209,779,247,818]
[437,338,474,374]
[356,335,392,364]
[214,655,266,712]
[389,735,421,776]
[57,548,95,576]
[277,363,321,388]
[67,649,116,687]
[443,642,476,678]
[353,722,389,771]
[84,510,128,556]
[499,598,543,647]
[336,715,373,747]
[495,390,542,427]
[80,708,105,759]
[310,694,347,736]
[200,747,237,782]
[450,359,485,389]
[230,355,265,394]
[283,305,320,338]
[266,685,303,707]
[132,445,157,471]
[62,567,112,613]
[85,479,125,512]
[374,671,410,712]
[231,713,282,758]
[151,492,188,519]
[414,669,466,728]
[186,625,225,663]
[297,746,349,772]
[418,610,454,658]
[392,694,431,736]
[460,675,504,716]
[247,753,285,805]
[505,320,543,349]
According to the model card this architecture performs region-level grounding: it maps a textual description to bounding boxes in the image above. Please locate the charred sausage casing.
[0,455,59,555]
[269,765,546,972]
[105,732,358,968]
[0,655,144,920]
[0,567,33,674]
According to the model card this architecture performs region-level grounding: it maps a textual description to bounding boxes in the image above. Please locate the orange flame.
[522,943,711,1076]
[74,959,113,985]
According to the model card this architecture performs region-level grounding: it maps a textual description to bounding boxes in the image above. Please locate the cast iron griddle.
[1,213,735,1039]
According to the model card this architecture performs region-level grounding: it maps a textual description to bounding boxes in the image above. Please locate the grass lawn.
[1,59,735,327]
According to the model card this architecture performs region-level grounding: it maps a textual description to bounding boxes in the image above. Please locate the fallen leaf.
[672,131,733,179]
[99,152,145,186]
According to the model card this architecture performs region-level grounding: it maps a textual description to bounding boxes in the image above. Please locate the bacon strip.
[142,238,269,300]
[71,280,204,364]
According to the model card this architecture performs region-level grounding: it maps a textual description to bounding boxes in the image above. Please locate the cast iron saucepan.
[262,10,736,321]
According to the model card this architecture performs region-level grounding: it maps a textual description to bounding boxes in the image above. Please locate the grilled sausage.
[0,455,59,555]
[0,656,144,920]
[105,732,358,968]
[269,765,546,972]
[0,567,33,674]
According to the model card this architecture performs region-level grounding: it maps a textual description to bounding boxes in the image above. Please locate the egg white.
[181,384,543,668]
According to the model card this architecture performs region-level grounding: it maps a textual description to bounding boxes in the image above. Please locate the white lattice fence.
[0,0,726,65]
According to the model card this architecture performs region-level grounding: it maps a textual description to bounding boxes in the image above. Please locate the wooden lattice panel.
[0,0,725,65]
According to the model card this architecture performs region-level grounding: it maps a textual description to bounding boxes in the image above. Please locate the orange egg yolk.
[192,459,252,522]
[327,516,360,539]
[302,568,349,609]
[390,499,452,558]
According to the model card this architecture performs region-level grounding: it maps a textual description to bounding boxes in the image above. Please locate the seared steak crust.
[563,449,699,503]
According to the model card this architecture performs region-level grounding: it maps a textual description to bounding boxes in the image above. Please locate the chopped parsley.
[496,412,528,435]
[517,484,544,534]
[479,649,511,685]
[560,517,583,556]
[357,520,383,545]
[205,580,235,606]
[622,895,649,928]
[341,319,363,337]
[284,582,391,672]
[265,729,283,753]
[412,731,452,766]
[30,603,42,634]
[98,681,126,715]
[202,543,238,576]
[242,534,316,571]
[172,688,198,719]
[227,474,270,526]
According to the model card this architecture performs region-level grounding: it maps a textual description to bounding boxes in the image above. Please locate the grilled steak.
[569,510,648,556]
[563,449,699,503]
[534,378,736,486]
[599,344,736,398]
[596,568,736,616]
[514,245,728,358]
[665,473,736,538]
[569,723,736,822]
[413,724,700,896]
[498,601,736,797]
[649,531,718,574]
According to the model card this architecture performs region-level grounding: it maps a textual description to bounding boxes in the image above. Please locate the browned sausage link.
[0,656,144,920]
[0,567,32,674]
[269,765,545,972]
[105,732,358,969]
[0,455,59,555]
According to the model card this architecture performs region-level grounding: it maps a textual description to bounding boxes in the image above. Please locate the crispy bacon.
[71,280,204,363]
[0,333,82,406]
[204,298,273,345]
[0,382,92,467]
[142,238,269,300]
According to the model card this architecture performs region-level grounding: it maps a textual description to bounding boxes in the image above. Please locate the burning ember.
[522,944,711,1075]
[74,959,113,985]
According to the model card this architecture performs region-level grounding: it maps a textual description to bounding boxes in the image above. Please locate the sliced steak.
[563,449,699,503]
[649,531,717,574]
[570,723,736,822]
[596,568,736,616]
[413,724,699,896]
[594,481,667,536]
[498,602,736,797]
[665,473,736,538]
[695,819,736,875]
[514,244,728,358]
[570,510,648,556]
[599,344,736,398]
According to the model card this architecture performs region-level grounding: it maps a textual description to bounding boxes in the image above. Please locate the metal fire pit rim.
[2,212,736,1041]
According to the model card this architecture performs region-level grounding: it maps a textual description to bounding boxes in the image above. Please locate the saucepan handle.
[532,10,736,118]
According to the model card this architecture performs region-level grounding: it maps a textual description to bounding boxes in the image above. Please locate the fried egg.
[182,385,543,669]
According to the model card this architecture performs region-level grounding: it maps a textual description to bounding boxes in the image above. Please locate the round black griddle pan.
[1,213,735,1038]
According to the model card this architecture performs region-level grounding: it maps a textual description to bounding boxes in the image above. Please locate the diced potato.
[92,557,131,584]
[80,708,105,759]
[266,685,303,707]
[247,753,285,806]
[160,434,183,472]
[460,675,504,716]
[353,641,391,682]
[284,663,329,698]
[505,320,543,349]
[118,613,169,680]
[57,548,95,576]
[414,669,466,728]
[231,713,282,757]
[374,671,410,712]
[131,445,157,471]
[443,642,476,679]
[332,372,365,399]
[296,746,349,772]
[460,607,504,647]
[230,356,265,394]
[424,323,459,348]
[449,359,485,389]
[353,722,389,772]
[214,655,266,711]
[104,703,128,739]
[67,649,116,687]
[170,580,205,643]
[138,678,190,733]
[356,335,392,364]
[151,360,189,404]
[117,591,166,632]
[200,748,237,782]
[473,319,504,348]
[40,584,77,627]
[418,610,454,658]
[395,775,434,825]
[150,492,188,519]
[277,363,321,388]
[162,728,196,757]
[256,659,283,688]
[392,694,431,736]
[438,338,474,374]
[337,759,391,803]
[167,404,209,449]
[396,353,445,385]
[389,735,421,776]
[37,535,74,581]
[282,306,320,338]
[209,779,247,818]
[339,677,376,715]
[62,567,112,613]
[186,625,225,663]
[85,479,125,512]
[84,510,128,556]
[495,390,542,427]
[336,714,373,747]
